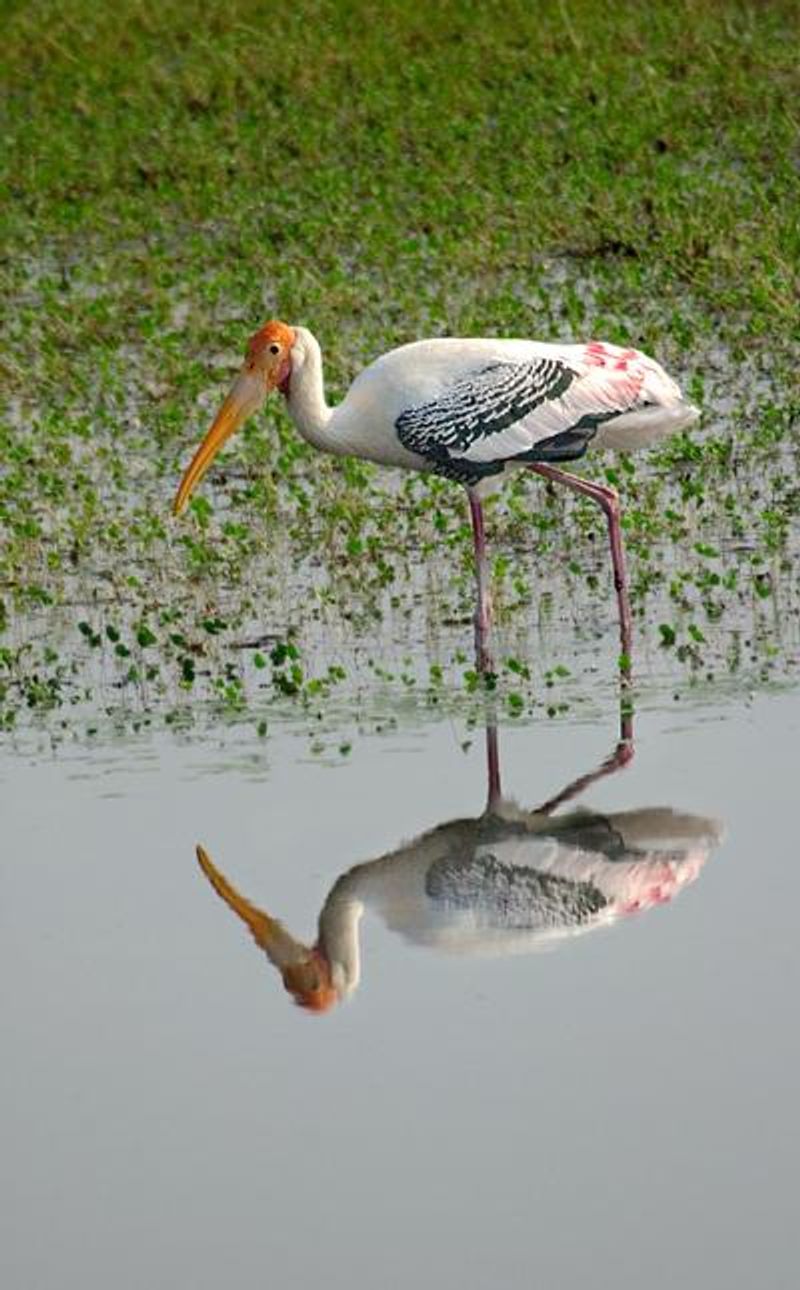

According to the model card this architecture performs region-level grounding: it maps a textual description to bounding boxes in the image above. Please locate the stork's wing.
[395,355,643,482]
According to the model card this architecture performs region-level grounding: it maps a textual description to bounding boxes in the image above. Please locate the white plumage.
[174,320,701,670]
[285,328,698,479]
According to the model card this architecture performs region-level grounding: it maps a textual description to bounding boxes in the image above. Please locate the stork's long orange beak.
[173,370,265,516]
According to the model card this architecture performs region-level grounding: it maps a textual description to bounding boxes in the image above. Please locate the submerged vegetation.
[1,0,799,742]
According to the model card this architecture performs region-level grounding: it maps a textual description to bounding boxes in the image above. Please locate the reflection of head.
[196,846,340,1016]
[282,952,339,1013]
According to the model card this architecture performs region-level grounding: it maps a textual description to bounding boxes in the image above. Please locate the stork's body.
[175,322,700,667]
[293,332,693,475]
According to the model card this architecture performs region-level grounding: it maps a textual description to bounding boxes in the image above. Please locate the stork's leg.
[527,463,632,669]
[467,490,494,674]
[467,493,501,809]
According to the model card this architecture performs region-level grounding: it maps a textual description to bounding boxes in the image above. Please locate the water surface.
[2,691,797,1289]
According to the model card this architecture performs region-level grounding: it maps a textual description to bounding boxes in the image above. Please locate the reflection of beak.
[173,370,265,516]
[196,844,305,967]
[195,845,339,1013]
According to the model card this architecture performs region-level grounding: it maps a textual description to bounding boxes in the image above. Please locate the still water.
[2,691,798,1289]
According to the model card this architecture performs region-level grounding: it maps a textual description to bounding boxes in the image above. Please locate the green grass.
[1,0,799,737]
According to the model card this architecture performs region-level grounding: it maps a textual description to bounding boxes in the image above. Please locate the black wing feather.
[396,358,577,460]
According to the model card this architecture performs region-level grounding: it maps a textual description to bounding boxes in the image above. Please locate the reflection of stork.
[195,717,723,1014]
[174,322,698,669]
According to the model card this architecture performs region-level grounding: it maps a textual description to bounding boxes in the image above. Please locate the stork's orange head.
[246,319,296,395]
[172,319,297,516]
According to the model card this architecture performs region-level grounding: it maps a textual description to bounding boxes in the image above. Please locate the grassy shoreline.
[2,0,799,737]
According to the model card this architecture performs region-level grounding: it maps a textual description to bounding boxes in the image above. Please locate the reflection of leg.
[527,463,633,670]
[535,692,635,816]
[485,722,502,813]
[619,695,634,746]
[534,732,634,817]
[468,490,494,674]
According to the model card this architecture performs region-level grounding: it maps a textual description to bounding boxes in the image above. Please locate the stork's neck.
[286,327,344,455]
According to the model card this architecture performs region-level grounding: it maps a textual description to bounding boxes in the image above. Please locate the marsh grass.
[2,0,799,740]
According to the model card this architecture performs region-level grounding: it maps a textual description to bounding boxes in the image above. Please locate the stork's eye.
[269,343,280,355]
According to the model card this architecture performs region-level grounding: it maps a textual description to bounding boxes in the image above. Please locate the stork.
[174,321,699,669]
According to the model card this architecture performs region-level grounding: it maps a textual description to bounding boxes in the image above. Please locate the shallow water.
[2,687,798,1290]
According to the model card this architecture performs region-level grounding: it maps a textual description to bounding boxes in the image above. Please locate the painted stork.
[174,321,699,667]
[194,718,722,1013]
